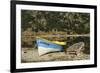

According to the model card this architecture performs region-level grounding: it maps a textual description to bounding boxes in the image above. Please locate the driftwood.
[65,42,85,56]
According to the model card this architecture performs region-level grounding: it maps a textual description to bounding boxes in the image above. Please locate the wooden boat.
[36,37,66,56]
[65,42,84,56]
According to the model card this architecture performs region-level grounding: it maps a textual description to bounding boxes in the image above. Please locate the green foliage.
[21,10,90,34]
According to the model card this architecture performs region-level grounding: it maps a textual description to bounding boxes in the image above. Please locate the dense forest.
[21,10,90,54]
[21,10,90,34]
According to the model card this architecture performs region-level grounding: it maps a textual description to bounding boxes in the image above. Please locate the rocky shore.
[21,48,90,63]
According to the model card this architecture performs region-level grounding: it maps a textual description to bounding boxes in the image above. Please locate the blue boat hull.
[36,38,63,56]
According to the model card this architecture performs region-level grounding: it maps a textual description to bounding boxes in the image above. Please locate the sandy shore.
[21,48,90,63]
